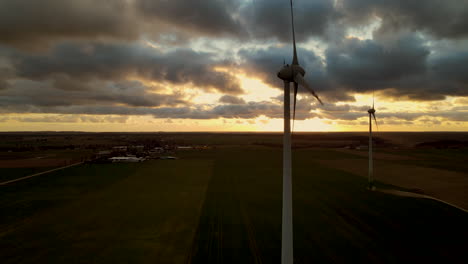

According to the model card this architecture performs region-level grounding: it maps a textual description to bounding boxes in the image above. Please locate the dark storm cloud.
[238,46,290,87]
[0,0,338,49]
[209,102,281,119]
[0,0,137,48]
[315,103,468,123]
[320,89,355,102]
[243,0,337,42]
[326,34,430,92]
[0,80,9,90]
[2,0,467,48]
[239,45,331,92]
[375,49,468,100]
[0,101,287,120]
[203,103,464,122]
[4,42,242,94]
[430,51,468,87]
[317,103,367,120]
[0,62,15,90]
[146,98,315,120]
[219,95,246,104]
[1,86,464,123]
[339,0,468,39]
[239,28,468,103]
[320,103,368,112]
[323,33,467,100]
[136,0,337,43]
[135,0,245,37]
[0,79,186,108]
[0,0,247,49]
[0,0,467,124]
[0,84,318,119]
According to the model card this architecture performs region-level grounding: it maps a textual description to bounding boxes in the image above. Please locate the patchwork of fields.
[1,146,467,263]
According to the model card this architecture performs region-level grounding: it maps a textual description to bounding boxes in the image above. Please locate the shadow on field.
[187,147,468,264]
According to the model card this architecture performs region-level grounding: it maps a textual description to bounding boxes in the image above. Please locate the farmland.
[1,159,212,263]
[1,132,467,263]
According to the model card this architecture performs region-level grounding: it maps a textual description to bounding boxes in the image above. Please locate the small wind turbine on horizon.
[367,93,378,190]
[276,1,323,263]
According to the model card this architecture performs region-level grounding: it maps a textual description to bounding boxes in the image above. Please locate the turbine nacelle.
[368,106,378,129]
[277,64,305,82]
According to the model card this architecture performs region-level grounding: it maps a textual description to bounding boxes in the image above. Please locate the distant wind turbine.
[276,1,323,263]
[367,93,378,190]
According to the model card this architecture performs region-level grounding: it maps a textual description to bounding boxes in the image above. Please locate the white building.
[109,156,145,163]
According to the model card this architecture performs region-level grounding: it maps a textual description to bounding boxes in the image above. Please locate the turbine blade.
[290,0,298,65]
[292,82,298,132]
[294,74,323,105]
[372,88,375,109]
[372,113,378,129]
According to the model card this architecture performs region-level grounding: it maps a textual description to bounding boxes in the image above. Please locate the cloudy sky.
[0,0,467,132]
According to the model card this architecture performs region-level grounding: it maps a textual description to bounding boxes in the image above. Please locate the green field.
[1,147,467,263]
[0,149,93,182]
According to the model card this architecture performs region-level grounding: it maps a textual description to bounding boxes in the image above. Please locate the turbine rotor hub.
[368,108,376,114]
[277,64,305,82]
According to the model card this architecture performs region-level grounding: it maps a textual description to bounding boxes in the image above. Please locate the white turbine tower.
[276,1,323,263]
[367,94,378,190]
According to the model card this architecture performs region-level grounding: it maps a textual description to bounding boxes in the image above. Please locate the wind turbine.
[276,1,323,263]
[367,94,378,190]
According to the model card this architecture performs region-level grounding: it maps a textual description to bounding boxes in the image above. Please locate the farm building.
[109,157,145,163]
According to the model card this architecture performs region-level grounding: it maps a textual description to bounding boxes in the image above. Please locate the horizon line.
[0,130,466,133]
